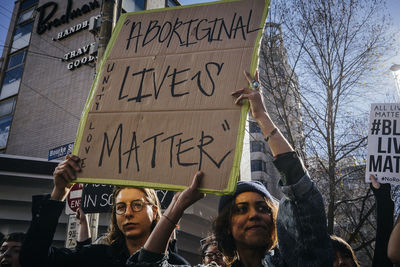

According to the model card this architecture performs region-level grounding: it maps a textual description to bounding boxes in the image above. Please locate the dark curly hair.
[213,195,278,263]
[106,187,161,249]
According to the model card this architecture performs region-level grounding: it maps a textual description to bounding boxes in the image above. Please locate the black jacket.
[371,184,394,267]
[20,195,188,267]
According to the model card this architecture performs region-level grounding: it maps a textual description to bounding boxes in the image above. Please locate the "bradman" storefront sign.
[53,15,99,41]
[63,42,97,70]
[36,0,100,35]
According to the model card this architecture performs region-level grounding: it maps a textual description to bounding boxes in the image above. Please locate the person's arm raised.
[143,171,205,254]
[76,207,91,243]
[51,154,81,201]
[370,175,394,266]
[233,71,333,265]
[388,214,400,263]
[20,155,82,267]
[232,71,293,157]
[388,184,400,264]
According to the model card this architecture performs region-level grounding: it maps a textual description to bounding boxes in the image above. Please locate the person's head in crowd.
[0,232,25,267]
[331,235,359,267]
[107,186,161,252]
[213,180,278,263]
[200,235,226,267]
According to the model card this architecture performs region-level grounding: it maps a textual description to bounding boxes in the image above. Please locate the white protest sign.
[366,103,400,184]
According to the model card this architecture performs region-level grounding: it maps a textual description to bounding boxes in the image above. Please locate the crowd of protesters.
[2,70,400,266]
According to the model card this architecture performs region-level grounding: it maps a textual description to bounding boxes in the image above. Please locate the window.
[134,0,146,10]
[0,98,16,117]
[0,0,37,150]
[19,0,38,11]
[0,65,24,100]
[251,160,267,172]
[123,0,146,12]
[250,141,265,153]
[17,8,35,24]
[0,98,16,149]
[166,0,178,7]
[1,49,26,100]
[11,21,34,52]
[8,50,27,69]
[249,121,262,133]
[0,115,12,149]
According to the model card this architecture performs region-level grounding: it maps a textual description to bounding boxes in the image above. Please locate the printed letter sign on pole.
[73,0,269,194]
[366,103,400,185]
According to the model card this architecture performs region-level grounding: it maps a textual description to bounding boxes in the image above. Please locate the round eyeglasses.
[204,252,223,259]
[115,200,151,215]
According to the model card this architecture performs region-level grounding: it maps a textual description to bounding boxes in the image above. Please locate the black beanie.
[218,180,274,213]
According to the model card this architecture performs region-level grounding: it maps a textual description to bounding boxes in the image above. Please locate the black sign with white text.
[81,184,174,213]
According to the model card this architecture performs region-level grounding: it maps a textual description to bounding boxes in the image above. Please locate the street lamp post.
[389,64,400,98]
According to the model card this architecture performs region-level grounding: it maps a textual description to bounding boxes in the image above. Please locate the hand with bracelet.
[232,70,293,158]
[138,70,292,258]
[141,70,294,257]
[126,70,334,267]
[143,172,205,254]
[232,71,266,119]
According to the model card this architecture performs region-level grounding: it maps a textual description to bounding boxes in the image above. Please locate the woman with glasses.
[200,236,226,267]
[19,155,186,267]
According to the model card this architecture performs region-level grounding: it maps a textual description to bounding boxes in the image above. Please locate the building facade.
[1,0,180,156]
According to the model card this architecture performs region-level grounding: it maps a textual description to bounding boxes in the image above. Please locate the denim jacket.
[126,153,333,267]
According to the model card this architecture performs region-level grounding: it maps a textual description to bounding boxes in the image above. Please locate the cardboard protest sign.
[366,103,400,184]
[73,0,269,194]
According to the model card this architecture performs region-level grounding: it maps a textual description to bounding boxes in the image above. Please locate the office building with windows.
[1,0,181,155]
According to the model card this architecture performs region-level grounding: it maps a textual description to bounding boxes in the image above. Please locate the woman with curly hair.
[126,71,334,267]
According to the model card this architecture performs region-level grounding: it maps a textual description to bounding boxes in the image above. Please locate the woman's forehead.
[205,244,219,253]
[1,241,22,248]
[116,188,146,202]
[235,191,266,203]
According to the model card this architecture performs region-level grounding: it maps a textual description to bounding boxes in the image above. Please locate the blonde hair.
[331,235,360,267]
[106,187,161,249]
